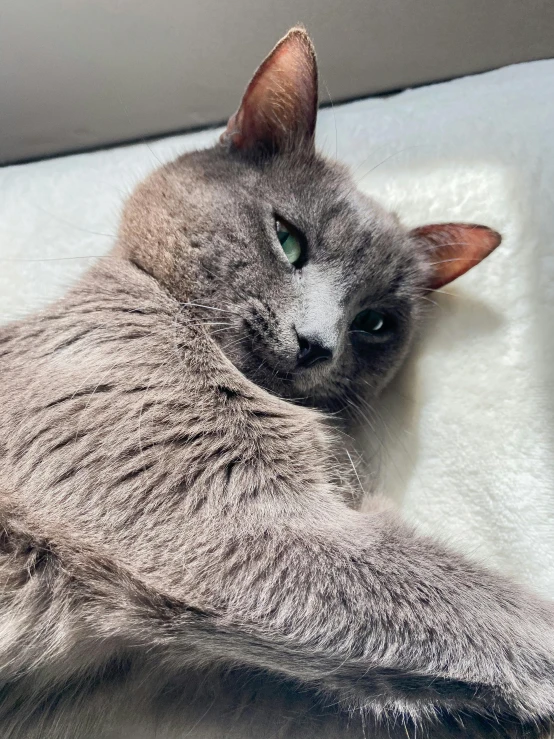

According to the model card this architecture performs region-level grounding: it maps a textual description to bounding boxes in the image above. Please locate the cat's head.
[118,28,500,409]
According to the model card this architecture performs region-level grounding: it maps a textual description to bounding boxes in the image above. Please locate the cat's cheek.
[350,343,403,393]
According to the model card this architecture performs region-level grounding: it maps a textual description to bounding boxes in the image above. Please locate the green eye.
[352,309,387,334]
[275,219,302,266]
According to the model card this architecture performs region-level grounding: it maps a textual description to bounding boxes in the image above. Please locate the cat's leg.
[175,504,554,735]
[1,505,553,737]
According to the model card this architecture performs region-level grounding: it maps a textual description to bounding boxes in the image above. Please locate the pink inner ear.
[412,223,502,290]
[224,28,318,153]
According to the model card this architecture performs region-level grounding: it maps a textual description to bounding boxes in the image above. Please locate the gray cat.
[0,27,552,739]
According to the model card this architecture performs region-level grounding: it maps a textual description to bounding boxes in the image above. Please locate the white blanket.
[1,60,553,602]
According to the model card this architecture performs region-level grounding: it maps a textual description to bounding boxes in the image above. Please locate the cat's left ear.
[410,223,502,290]
[221,27,318,156]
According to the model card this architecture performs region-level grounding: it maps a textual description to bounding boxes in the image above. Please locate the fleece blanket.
[1,59,553,615]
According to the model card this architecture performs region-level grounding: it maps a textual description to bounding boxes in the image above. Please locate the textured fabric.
[1,59,553,605]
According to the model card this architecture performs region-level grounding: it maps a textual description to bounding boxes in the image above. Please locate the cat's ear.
[221,27,318,156]
[411,223,502,290]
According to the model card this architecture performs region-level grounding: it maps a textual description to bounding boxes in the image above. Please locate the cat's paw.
[470,607,554,736]
[357,609,554,737]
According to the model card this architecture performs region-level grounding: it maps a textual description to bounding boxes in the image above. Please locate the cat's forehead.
[170,148,420,298]
[257,154,418,295]
[220,149,405,251]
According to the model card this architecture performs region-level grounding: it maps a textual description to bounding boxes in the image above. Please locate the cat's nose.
[296,334,333,368]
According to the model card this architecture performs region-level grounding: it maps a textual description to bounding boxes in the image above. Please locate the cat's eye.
[275,218,303,266]
[351,309,389,336]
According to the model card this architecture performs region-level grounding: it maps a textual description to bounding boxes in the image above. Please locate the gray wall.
[1,0,554,164]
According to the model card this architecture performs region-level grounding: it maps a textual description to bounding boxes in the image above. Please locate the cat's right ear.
[220,27,318,156]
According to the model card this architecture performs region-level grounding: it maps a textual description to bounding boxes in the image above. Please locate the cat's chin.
[244,362,345,410]
[220,341,367,412]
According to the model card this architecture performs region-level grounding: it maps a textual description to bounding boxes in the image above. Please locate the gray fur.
[0,27,552,739]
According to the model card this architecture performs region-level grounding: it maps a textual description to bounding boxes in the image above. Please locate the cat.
[0,26,552,739]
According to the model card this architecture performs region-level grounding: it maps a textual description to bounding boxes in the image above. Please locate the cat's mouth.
[246,348,336,399]
[220,319,336,399]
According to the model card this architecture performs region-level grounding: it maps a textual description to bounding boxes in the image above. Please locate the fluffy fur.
[0,28,552,738]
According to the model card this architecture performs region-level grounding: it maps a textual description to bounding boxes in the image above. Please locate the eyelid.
[273,213,308,267]
[273,213,303,238]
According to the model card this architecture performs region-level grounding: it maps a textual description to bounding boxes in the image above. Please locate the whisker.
[0,255,113,263]
[18,200,117,239]
[428,257,484,267]
[419,294,443,311]
[200,264,252,304]
[347,390,402,474]
[208,327,235,337]
[179,301,242,317]
[320,75,338,161]
[352,387,421,490]
[221,336,249,352]
[179,321,234,329]
[345,449,367,497]
[115,93,167,170]
[351,144,428,184]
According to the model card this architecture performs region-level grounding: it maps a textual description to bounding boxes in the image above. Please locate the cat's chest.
[0,314,229,552]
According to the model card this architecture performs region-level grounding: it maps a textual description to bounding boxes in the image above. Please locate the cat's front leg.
[184,504,554,735]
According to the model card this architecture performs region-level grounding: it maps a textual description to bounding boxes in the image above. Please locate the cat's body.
[0,28,553,739]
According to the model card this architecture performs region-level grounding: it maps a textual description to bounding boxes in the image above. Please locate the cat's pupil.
[275,219,302,266]
[352,309,386,333]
